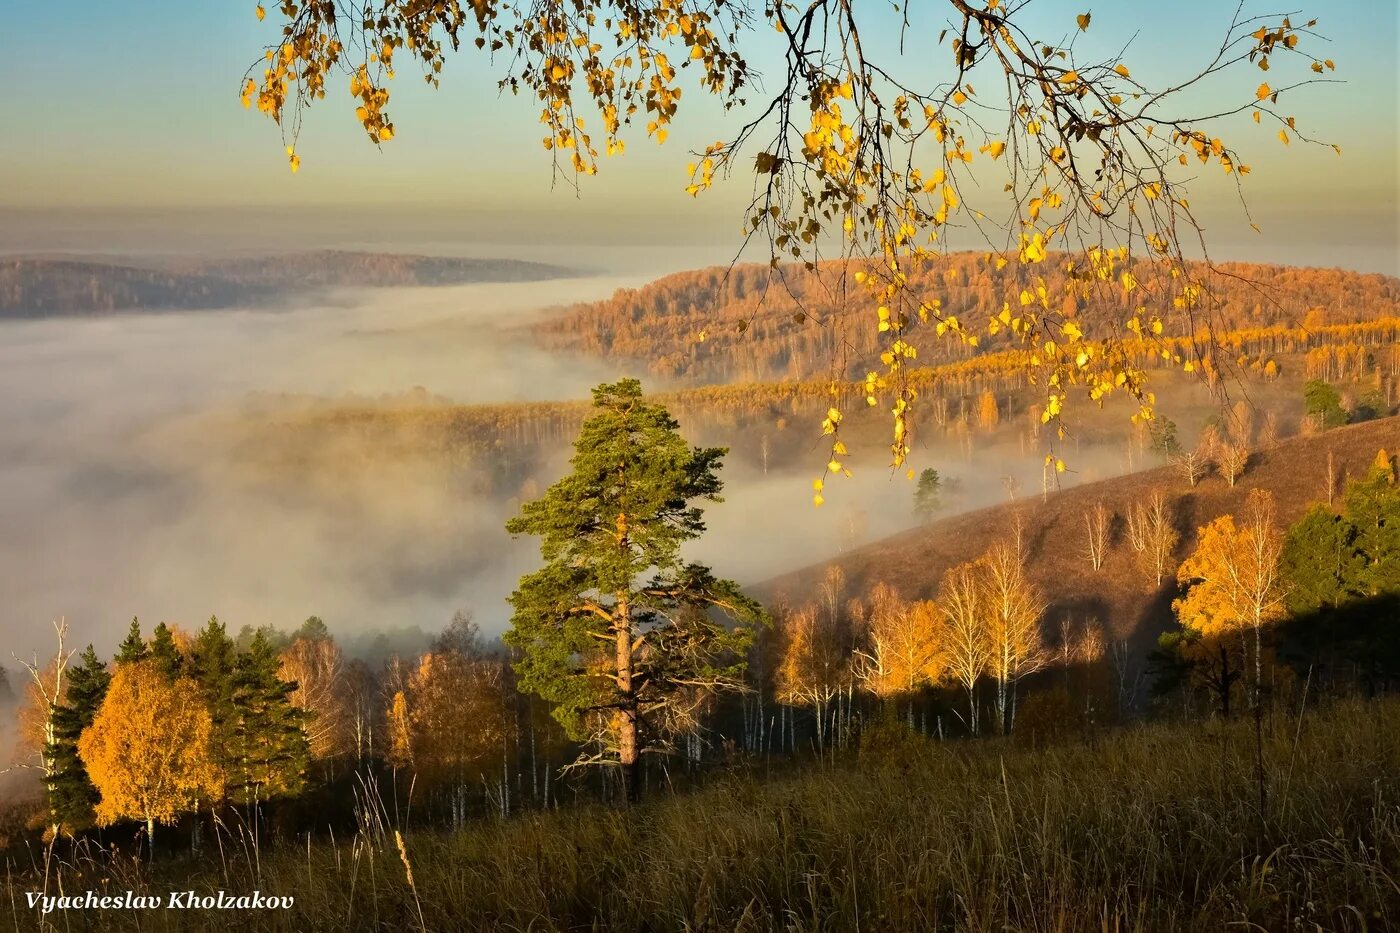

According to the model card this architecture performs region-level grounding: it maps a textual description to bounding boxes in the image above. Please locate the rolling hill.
[765,414,1400,655]
[535,256,1400,385]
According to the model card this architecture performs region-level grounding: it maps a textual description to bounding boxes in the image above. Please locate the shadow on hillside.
[1276,592,1400,694]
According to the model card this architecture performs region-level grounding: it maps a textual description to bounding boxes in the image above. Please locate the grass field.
[6,696,1397,931]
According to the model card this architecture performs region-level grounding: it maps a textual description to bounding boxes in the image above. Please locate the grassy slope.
[10,698,1396,931]
[767,415,1400,650]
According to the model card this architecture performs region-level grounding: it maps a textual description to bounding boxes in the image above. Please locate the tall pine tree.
[44,646,111,833]
[189,617,239,799]
[116,618,148,664]
[149,623,184,680]
[229,630,309,805]
[505,379,763,804]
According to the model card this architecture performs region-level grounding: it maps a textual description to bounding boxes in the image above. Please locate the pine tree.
[913,468,943,523]
[505,379,763,804]
[116,618,148,664]
[229,631,309,805]
[296,616,331,643]
[1280,505,1361,616]
[1344,450,1400,596]
[149,623,184,680]
[189,617,239,795]
[44,646,111,833]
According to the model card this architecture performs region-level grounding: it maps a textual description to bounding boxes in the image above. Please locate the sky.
[1,0,1396,274]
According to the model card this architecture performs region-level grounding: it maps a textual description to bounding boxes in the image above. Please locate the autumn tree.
[1137,491,1179,587]
[243,1,1338,472]
[938,560,988,736]
[1172,427,1215,488]
[1085,501,1110,571]
[981,541,1047,734]
[12,619,76,836]
[399,646,510,792]
[852,584,945,725]
[78,661,223,857]
[1218,440,1250,487]
[976,391,1001,432]
[505,379,762,803]
[1174,490,1287,703]
[774,602,851,751]
[279,630,350,762]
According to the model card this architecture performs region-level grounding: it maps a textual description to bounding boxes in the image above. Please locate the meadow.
[7,695,1396,932]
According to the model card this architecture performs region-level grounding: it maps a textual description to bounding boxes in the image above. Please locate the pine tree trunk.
[615,592,639,806]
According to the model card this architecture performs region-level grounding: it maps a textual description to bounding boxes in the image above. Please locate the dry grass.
[6,696,1397,931]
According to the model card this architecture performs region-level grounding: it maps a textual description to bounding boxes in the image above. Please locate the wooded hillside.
[766,414,1400,654]
[536,256,1400,384]
[0,252,571,317]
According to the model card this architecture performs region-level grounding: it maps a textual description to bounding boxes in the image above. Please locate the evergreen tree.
[913,468,943,523]
[1280,505,1362,616]
[116,618,148,664]
[505,379,763,804]
[229,631,309,804]
[296,616,331,643]
[1343,450,1400,596]
[1303,380,1347,429]
[44,646,111,833]
[149,623,184,680]
[189,617,239,794]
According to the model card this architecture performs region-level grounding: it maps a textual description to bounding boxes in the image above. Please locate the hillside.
[766,414,1400,654]
[0,251,572,317]
[535,255,1400,384]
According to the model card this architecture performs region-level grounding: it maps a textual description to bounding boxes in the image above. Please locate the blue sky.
[1,0,1395,272]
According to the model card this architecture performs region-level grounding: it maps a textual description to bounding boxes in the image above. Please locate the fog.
[0,277,645,660]
[0,273,1156,664]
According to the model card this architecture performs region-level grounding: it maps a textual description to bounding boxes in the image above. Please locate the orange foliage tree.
[852,583,946,722]
[1173,490,1287,702]
[77,661,223,855]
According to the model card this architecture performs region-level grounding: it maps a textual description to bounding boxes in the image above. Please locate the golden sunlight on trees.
[242,1,1340,479]
[279,634,350,761]
[77,661,222,855]
[976,390,1001,432]
[937,560,990,737]
[851,584,946,715]
[981,541,1047,734]
[1174,490,1287,700]
[402,651,510,789]
[774,603,851,751]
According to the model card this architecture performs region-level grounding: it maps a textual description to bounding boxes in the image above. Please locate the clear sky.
[1,0,1395,274]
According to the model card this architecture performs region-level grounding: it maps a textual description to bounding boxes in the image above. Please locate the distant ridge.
[0,251,575,318]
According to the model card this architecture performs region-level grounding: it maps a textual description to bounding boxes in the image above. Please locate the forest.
[0,252,572,318]
[5,0,1399,925]
[2,368,1397,929]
